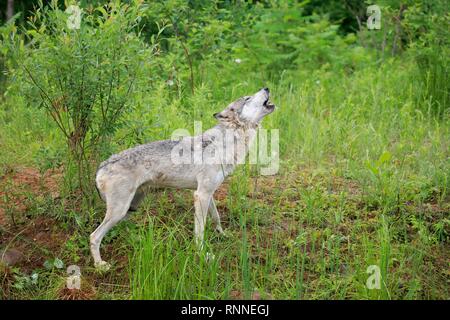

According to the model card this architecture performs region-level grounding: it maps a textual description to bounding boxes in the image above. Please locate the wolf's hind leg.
[90,183,136,270]
[129,189,145,212]
[208,198,225,235]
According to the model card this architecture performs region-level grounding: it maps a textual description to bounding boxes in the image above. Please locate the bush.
[0,13,23,96]
[15,1,157,196]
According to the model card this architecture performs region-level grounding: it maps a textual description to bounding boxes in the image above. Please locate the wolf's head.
[214,88,275,127]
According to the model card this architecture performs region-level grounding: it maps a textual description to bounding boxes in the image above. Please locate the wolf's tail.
[95,183,102,200]
[94,167,106,202]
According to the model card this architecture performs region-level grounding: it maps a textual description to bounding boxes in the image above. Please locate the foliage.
[403,0,449,116]
[0,13,23,95]
[14,0,157,195]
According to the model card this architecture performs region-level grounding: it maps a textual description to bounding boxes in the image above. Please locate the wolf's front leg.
[193,189,212,250]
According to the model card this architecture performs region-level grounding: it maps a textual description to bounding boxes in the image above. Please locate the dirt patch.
[0,216,70,272]
[0,166,62,226]
[57,278,97,300]
[214,182,230,202]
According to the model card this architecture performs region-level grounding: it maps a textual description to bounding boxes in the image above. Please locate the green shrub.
[15,0,157,196]
[0,13,23,96]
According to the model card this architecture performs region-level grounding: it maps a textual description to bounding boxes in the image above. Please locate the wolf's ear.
[214,112,226,119]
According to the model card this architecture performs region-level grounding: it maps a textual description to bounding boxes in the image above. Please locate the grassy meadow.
[0,1,448,300]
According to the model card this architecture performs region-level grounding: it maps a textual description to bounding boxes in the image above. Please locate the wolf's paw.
[94,260,111,272]
[215,226,229,237]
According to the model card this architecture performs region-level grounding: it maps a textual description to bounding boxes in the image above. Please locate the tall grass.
[129,216,226,299]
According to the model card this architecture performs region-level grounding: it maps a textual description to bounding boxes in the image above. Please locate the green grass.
[1,57,448,299]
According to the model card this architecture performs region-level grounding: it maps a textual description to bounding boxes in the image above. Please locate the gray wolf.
[90,87,275,270]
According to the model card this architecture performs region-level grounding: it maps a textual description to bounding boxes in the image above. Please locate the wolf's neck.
[216,116,260,130]
[206,123,259,168]
[215,121,260,133]
[212,123,260,142]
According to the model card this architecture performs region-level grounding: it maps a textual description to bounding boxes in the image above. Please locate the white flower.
[166,79,174,86]
[234,58,242,64]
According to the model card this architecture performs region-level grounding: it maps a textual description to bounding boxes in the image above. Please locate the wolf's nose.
[263,87,270,93]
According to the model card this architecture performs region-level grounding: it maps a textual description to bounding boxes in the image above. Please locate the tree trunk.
[6,0,14,21]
